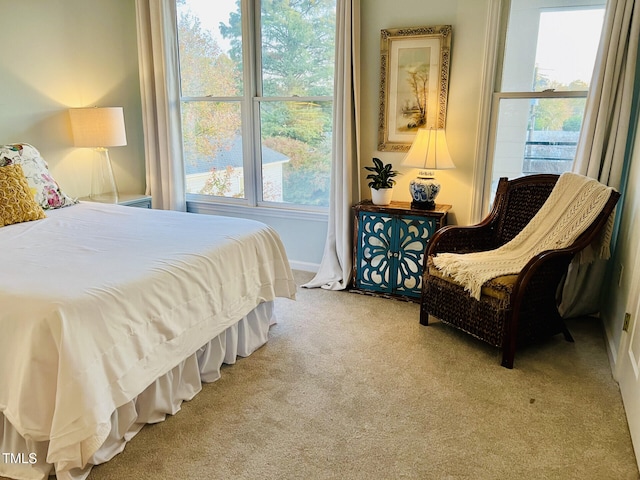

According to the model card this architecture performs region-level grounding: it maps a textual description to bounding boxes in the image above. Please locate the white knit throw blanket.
[432,172,615,300]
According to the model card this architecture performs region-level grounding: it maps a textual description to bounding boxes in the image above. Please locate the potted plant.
[365,157,400,205]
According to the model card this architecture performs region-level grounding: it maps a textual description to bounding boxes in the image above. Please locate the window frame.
[474,0,604,217]
[178,0,334,213]
[482,89,588,213]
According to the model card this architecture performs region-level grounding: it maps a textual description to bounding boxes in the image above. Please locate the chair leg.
[501,349,515,369]
[562,324,574,343]
[420,306,429,326]
[502,317,518,369]
[501,320,572,368]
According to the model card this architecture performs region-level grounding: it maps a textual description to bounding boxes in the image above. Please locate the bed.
[0,144,296,480]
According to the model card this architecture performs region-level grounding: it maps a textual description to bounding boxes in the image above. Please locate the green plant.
[365,157,400,190]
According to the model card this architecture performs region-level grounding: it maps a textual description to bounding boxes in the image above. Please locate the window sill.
[186,200,329,223]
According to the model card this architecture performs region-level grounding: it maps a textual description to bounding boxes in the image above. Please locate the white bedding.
[0,202,296,477]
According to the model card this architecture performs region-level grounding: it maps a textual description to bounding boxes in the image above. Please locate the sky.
[535,7,605,86]
[178,0,237,52]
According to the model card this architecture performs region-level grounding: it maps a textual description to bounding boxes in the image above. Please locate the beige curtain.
[303,0,361,290]
[560,0,640,317]
[135,0,186,211]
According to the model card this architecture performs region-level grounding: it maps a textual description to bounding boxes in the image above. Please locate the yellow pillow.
[0,164,47,226]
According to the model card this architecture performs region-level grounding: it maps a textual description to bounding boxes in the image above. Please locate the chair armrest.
[512,187,621,298]
[512,248,575,300]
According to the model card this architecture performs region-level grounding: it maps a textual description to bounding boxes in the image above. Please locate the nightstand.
[80,193,152,209]
[351,200,451,302]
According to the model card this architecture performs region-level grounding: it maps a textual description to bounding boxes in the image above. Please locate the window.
[484,0,605,204]
[176,0,336,209]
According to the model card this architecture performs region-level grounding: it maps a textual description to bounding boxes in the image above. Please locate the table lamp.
[69,107,127,203]
[401,127,455,210]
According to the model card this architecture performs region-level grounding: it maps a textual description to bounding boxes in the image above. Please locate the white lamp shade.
[69,107,127,148]
[402,128,455,170]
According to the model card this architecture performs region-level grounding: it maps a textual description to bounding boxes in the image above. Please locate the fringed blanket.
[432,172,615,300]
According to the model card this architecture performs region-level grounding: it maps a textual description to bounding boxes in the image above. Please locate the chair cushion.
[427,256,517,301]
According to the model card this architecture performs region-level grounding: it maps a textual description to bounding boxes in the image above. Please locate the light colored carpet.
[80,270,638,479]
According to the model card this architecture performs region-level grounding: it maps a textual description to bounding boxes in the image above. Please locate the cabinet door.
[393,215,437,297]
[355,211,395,294]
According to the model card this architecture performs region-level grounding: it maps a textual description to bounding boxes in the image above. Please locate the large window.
[484,0,605,203]
[176,0,336,209]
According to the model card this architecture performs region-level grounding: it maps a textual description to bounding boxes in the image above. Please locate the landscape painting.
[378,25,452,152]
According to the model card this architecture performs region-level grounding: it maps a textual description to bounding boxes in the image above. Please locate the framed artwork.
[378,25,452,152]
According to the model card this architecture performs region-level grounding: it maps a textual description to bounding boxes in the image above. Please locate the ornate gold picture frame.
[378,25,452,152]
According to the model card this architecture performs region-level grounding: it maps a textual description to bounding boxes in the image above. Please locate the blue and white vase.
[409,176,440,209]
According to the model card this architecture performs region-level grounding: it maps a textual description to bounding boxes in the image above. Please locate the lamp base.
[409,176,440,210]
[91,147,119,203]
[411,200,436,210]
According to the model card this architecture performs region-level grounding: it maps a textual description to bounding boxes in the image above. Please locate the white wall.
[361,0,493,226]
[187,201,329,272]
[603,110,640,364]
[0,0,145,198]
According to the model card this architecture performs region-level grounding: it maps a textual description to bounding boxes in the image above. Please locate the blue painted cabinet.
[351,201,450,301]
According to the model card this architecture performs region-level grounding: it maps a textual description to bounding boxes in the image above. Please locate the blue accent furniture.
[351,201,450,301]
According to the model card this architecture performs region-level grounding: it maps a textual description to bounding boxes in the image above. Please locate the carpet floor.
[80,270,639,479]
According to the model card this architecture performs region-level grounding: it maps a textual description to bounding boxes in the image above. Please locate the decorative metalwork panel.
[356,212,394,293]
[394,215,436,296]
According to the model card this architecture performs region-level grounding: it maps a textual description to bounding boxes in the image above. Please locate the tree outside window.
[176,0,336,207]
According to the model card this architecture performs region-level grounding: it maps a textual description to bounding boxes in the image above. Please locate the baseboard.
[289,260,319,273]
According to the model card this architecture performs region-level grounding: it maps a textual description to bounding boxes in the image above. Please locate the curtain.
[302,0,361,290]
[560,0,640,317]
[135,0,186,211]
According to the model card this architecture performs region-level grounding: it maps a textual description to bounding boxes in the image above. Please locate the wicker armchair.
[420,174,620,368]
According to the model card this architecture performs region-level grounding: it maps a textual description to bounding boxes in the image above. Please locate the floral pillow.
[0,143,78,210]
[0,164,47,226]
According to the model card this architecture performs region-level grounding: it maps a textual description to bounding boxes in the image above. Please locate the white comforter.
[0,202,296,472]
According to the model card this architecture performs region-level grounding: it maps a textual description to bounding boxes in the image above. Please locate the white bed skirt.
[0,301,275,480]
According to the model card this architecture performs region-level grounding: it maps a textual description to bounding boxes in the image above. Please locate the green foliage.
[221,0,336,97]
[531,69,588,131]
[562,115,583,132]
[178,9,241,170]
[365,158,400,190]
[178,0,336,206]
[261,101,331,145]
[178,11,241,97]
[532,97,586,131]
